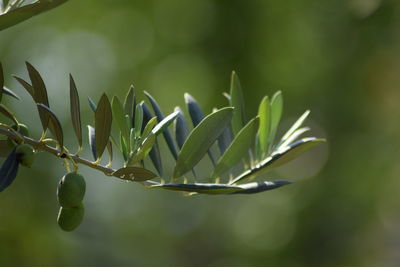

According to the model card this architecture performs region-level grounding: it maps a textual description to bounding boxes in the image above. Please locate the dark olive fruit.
[57,172,86,208]
[7,124,30,147]
[57,203,85,232]
[15,144,35,167]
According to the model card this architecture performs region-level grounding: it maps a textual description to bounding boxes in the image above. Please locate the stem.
[0,128,116,176]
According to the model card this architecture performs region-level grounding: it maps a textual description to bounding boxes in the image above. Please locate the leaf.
[134,103,143,138]
[212,117,259,178]
[120,132,128,161]
[106,140,113,165]
[128,134,156,166]
[13,75,34,97]
[0,140,13,157]
[112,96,130,146]
[229,71,246,135]
[0,148,19,192]
[184,93,217,165]
[112,167,157,182]
[231,138,325,184]
[257,96,270,158]
[94,94,112,159]
[69,74,82,148]
[145,91,179,160]
[26,62,50,131]
[141,117,157,138]
[151,110,179,136]
[37,104,64,149]
[150,183,243,194]
[87,96,97,112]
[277,127,310,150]
[0,104,18,125]
[0,62,3,102]
[174,107,189,149]
[87,125,97,160]
[278,110,310,145]
[268,91,283,149]
[3,87,20,100]
[217,127,233,155]
[231,180,292,194]
[123,85,135,120]
[173,107,234,178]
[0,0,68,32]
[142,103,162,176]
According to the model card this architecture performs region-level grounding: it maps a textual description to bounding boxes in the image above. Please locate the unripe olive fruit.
[15,144,35,168]
[57,203,85,232]
[57,172,86,208]
[7,124,30,147]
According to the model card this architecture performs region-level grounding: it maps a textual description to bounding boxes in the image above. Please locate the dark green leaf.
[212,117,259,178]
[174,107,189,149]
[120,132,128,161]
[231,180,292,194]
[229,71,246,135]
[257,96,270,158]
[0,0,68,32]
[0,62,3,102]
[0,148,19,192]
[26,62,50,131]
[87,96,97,112]
[0,104,18,125]
[94,94,112,159]
[174,107,234,178]
[145,91,178,160]
[69,74,82,148]
[37,104,64,149]
[87,125,97,160]
[150,182,242,194]
[112,167,157,182]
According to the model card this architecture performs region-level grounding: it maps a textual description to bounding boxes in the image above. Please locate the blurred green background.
[1,0,400,266]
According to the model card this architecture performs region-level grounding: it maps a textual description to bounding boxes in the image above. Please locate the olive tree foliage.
[0,1,325,231]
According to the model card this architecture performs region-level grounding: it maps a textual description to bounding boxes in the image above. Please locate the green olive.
[57,172,86,208]
[7,124,30,147]
[57,203,84,232]
[15,144,35,168]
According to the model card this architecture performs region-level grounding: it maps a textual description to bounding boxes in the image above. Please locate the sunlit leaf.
[0,148,19,192]
[0,0,68,32]
[278,110,310,145]
[145,91,178,160]
[232,180,292,194]
[112,166,157,182]
[212,117,259,178]
[141,117,157,138]
[37,104,64,149]
[257,96,270,158]
[174,107,234,178]
[150,182,242,194]
[277,127,310,150]
[229,71,246,135]
[69,74,82,148]
[151,110,179,136]
[94,94,112,159]
[268,91,283,150]
[0,104,18,125]
[87,125,97,160]
[3,87,20,100]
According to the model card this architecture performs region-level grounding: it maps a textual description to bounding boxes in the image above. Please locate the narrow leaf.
[3,87,20,100]
[277,127,310,150]
[257,96,270,158]
[174,107,234,178]
[145,91,179,160]
[151,110,179,136]
[106,140,113,165]
[0,62,3,102]
[0,104,18,125]
[142,117,157,138]
[212,117,259,178]
[124,86,135,120]
[268,91,283,149]
[112,96,130,146]
[112,167,157,182]
[37,104,64,149]
[150,183,242,194]
[94,94,112,159]
[128,134,156,166]
[232,180,292,194]
[174,107,189,149]
[229,71,246,135]
[87,96,97,112]
[13,75,34,97]
[279,110,310,143]
[0,148,19,192]
[69,74,82,148]
[87,125,97,160]
[134,103,143,138]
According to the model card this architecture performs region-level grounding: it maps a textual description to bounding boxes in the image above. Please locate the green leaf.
[232,180,292,194]
[229,71,246,135]
[173,107,234,178]
[134,103,143,138]
[145,91,178,160]
[0,62,3,102]
[0,104,18,125]
[142,117,157,138]
[278,110,310,145]
[112,167,157,182]
[257,96,270,158]
[112,96,130,147]
[106,140,113,165]
[268,91,283,150]
[212,117,259,178]
[26,62,50,131]
[87,125,97,160]
[0,140,13,157]
[0,0,68,32]
[69,74,82,148]
[87,96,97,112]
[277,127,310,150]
[37,104,64,149]
[13,75,34,97]
[150,183,243,194]
[174,107,189,149]
[94,94,112,159]
[128,134,156,166]
[120,132,128,161]
[151,110,179,136]
[123,85,135,121]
